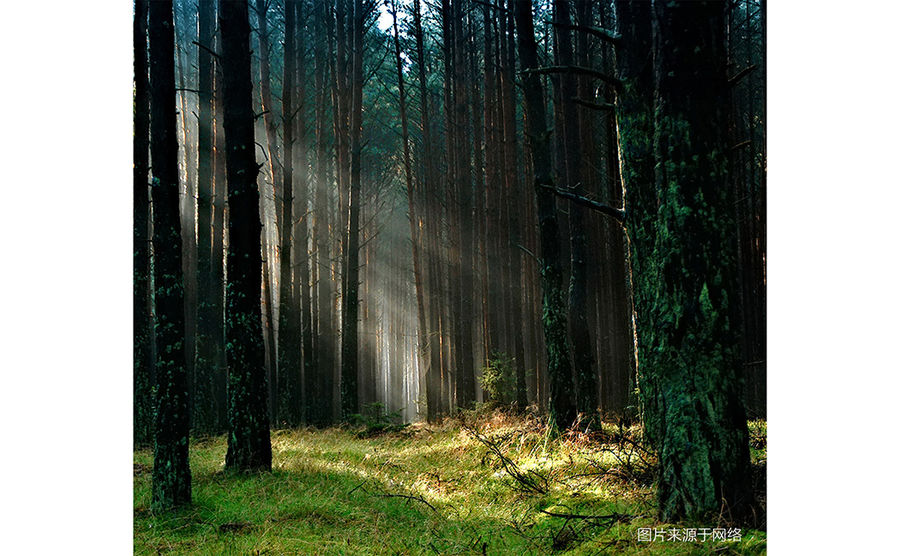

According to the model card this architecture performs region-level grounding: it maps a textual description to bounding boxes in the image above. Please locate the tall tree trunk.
[194,0,219,435]
[211,25,229,433]
[219,0,272,473]
[340,0,365,418]
[500,0,527,411]
[312,0,334,426]
[278,0,303,427]
[391,0,429,418]
[149,0,192,510]
[552,0,596,420]
[133,0,154,449]
[627,0,753,522]
[452,0,476,408]
[412,0,442,422]
[293,0,316,428]
[254,0,282,221]
[515,0,576,430]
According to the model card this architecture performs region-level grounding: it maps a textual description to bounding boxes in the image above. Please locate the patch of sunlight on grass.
[135,413,767,555]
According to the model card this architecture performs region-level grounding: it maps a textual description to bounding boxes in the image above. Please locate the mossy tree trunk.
[515,0,576,430]
[621,0,754,522]
[219,0,272,473]
[149,0,191,510]
[133,0,154,449]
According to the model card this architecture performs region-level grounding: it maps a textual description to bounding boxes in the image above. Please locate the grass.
[134,411,766,554]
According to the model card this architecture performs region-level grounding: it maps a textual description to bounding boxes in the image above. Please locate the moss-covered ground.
[134,412,766,554]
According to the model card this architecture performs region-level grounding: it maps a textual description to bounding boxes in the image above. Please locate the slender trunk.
[553,0,595,419]
[515,0,576,430]
[391,0,429,414]
[254,0,282,227]
[340,0,364,418]
[133,0,154,448]
[312,0,334,426]
[211,24,229,433]
[501,0,526,411]
[194,0,219,435]
[278,0,303,427]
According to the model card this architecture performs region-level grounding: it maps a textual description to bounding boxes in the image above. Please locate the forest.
[132,0,767,553]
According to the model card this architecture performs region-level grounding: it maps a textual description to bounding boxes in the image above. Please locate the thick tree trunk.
[149,0,192,510]
[133,0,154,449]
[515,0,576,430]
[631,0,754,522]
[219,0,272,473]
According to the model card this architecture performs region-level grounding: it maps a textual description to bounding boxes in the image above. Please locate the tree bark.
[219,0,272,473]
[515,0,576,430]
[193,0,221,435]
[133,0,154,449]
[340,0,365,418]
[149,0,192,510]
[634,0,753,522]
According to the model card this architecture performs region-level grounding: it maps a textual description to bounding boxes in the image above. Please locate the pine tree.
[149,0,191,510]
[219,0,272,473]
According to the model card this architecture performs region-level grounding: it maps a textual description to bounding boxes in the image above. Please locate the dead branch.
[522,65,622,90]
[547,20,622,45]
[573,98,615,112]
[377,493,438,512]
[728,64,757,85]
[540,509,630,526]
[464,424,549,494]
[538,184,625,223]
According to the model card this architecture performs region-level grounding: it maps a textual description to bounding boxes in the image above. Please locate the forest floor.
[133,411,767,555]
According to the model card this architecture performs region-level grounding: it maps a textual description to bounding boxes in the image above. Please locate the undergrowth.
[134,411,766,554]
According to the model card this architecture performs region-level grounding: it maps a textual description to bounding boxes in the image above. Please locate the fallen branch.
[540,509,630,526]
[377,492,438,512]
[464,424,549,494]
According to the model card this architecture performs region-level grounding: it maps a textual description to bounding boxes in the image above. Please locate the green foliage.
[348,402,409,437]
[479,351,517,407]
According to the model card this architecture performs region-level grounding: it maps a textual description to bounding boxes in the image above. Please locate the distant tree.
[515,0,576,430]
[149,0,192,510]
[278,0,303,427]
[340,0,366,418]
[219,0,272,473]
[193,0,222,435]
[133,0,153,449]
[552,0,596,420]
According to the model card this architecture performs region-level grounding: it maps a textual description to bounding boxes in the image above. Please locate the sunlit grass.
[134,412,767,554]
